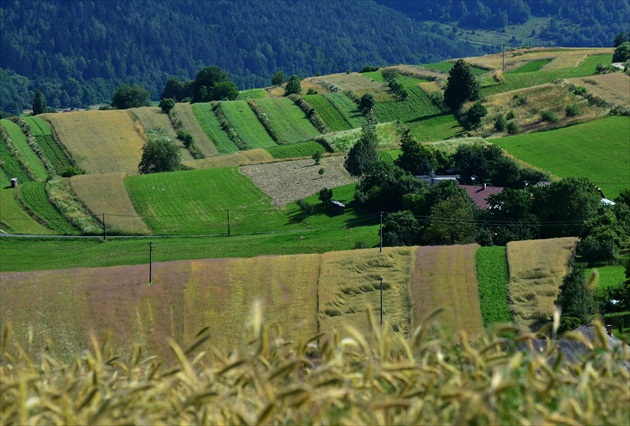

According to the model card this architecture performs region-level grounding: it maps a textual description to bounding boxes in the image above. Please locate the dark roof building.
[460,183,503,209]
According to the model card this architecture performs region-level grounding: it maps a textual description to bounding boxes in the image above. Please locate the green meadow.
[221,100,277,148]
[304,94,353,132]
[493,116,630,199]
[22,116,72,174]
[1,119,48,181]
[255,97,321,143]
[191,103,239,154]
[323,93,366,128]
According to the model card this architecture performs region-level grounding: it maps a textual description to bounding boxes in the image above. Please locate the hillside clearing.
[239,156,356,207]
[567,73,630,107]
[409,244,485,337]
[507,237,578,329]
[43,110,145,174]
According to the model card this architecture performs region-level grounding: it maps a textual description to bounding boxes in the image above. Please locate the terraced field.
[323,93,366,128]
[22,116,73,175]
[0,119,48,181]
[190,103,238,154]
[16,181,77,234]
[129,107,193,161]
[373,84,441,124]
[172,103,218,157]
[0,130,31,184]
[221,100,277,148]
[255,97,321,144]
[44,110,145,174]
[0,188,53,234]
[303,94,353,132]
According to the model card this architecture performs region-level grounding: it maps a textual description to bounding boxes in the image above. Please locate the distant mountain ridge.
[0,0,482,113]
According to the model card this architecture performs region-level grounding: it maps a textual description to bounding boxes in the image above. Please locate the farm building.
[460,183,503,209]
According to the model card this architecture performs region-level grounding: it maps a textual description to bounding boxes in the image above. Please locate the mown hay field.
[373,84,442,124]
[125,166,285,235]
[323,93,367,128]
[172,103,219,157]
[16,182,77,234]
[493,115,630,199]
[43,110,145,174]
[22,116,73,174]
[317,72,385,95]
[69,173,150,235]
[409,244,485,337]
[0,119,48,181]
[240,156,356,207]
[0,188,53,234]
[221,100,277,148]
[255,97,321,144]
[568,72,630,107]
[507,237,578,329]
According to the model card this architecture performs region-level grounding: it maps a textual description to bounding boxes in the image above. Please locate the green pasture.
[255,98,321,144]
[1,119,48,181]
[476,246,512,329]
[221,100,277,148]
[304,94,353,132]
[481,54,612,96]
[508,59,552,73]
[16,182,77,234]
[266,141,326,159]
[191,103,239,154]
[323,93,366,128]
[236,88,267,100]
[1,183,380,272]
[373,85,441,124]
[0,168,9,188]
[493,116,630,199]
[23,117,72,174]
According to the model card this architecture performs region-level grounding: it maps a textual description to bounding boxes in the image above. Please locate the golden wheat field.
[69,173,150,235]
[171,103,219,157]
[409,244,485,337]
[507,237,578,329]
[43,110,146,174]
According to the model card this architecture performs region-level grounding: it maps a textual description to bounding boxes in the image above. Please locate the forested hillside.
[0,0,483,113]
[378,0,630,46]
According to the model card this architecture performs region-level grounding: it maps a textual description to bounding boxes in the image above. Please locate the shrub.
[506,121,518,134]
[159,98,175,113]
[513,93,527,106]
[565,104,579,117]
[354,240,369,249]
[506,110,516,120]
[60,166,82,178]
[312,151,322,165]
[318,187,333,206]
[540,110,559,123]
[494,114,507,132]
[464,101,488,129]
[573,86,588,96]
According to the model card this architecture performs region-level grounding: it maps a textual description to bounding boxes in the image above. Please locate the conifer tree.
[32,89,46,115]
[443,59,480,111]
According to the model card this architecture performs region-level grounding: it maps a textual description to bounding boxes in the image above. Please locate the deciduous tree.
[344,121,379,177]
[271,71,285,86]
[284,74,302,96]
[111,84,150,109]
[444,59,480,111]
[138,130,181,174]
[32,89,46,115]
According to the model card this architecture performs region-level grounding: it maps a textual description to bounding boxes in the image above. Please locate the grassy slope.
[190,103,238,154]
[255,97,321,143]
[323,93,366,128]
[493,116,630,199]
[130,107,193,162]
[476,246,512,329]
[22,116,73,174]
[172,103,219,157]
[303,94,353,132]
[0,188,53,234]
[16,182,77,234]
[220,100,277,148]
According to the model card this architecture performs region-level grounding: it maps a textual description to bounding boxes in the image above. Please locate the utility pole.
[379,276,383,326]
[226,209,231,237]
[149,242,153,285]
[102,214,106,240]
[379,211,383,253]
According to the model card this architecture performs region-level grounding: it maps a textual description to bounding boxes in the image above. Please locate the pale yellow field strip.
[568,73,630,107]
[44,110,145,174]
[507,237,578,329]
[418,81,442,95]
[394,64,449,80]
[542,53,587,69]
[318,72,384,92]
[172,103,218,157]
[69,173,150,235]
[184,148,273,169]
[409,244,485,338]
[183,254,320,349]
[318,247,415,338]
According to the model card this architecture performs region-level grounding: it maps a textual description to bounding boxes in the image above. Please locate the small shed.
[10,177,18,188]
[330,200,345,215]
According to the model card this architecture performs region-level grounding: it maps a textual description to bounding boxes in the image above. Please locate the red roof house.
[460,183,503,209]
